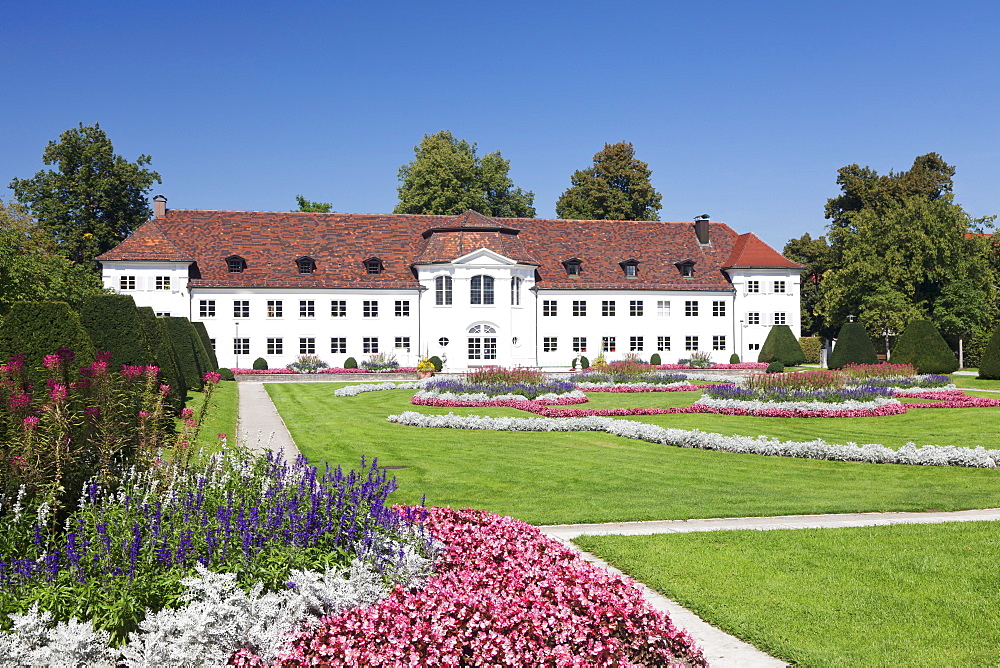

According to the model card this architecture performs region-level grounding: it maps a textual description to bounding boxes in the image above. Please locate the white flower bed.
[387,411,1000,469]
[694,396,902,412]
[414,389,588,403]
[334,381,428,397]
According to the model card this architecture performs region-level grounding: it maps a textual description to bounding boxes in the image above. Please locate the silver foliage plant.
[387,410,1000,469]
[0,604,115,667]
[334,380,427,396]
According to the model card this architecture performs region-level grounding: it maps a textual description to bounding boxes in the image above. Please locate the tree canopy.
[394,131,535,217]
[294,195,333,213]
[555,142,662,221]
[782,232,834,338]
[9,123,161,266]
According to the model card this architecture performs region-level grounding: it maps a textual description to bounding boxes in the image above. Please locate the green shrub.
[0,301,95,373]
[192,322,220,370]
[828,322,879,369]
[252,357,268,370]
[580,355,590,369]
[757,325,806,366]
[729,353,740,364]
[216,367,235,381]
[650,353,661,365]
[766,361,785,373]
[78,294,153,367]
[428,356,443,372]
[963,329,991,370]
[570,358,577,370]
[798,336,823,365]
[344,356,359,369]
[162,317,208,392]
[977,325,1000,379]
[891,319,958,374]
[134,308,187,409]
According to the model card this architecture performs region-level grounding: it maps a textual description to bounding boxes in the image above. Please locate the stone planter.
[417,370,435,379]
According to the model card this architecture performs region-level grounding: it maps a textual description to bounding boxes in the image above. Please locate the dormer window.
[562,258,583,277]
[675,260,696,278]
[226,255,247,273]
[363,257,384,275]
[620,259,640,278]
[296,257,316,274]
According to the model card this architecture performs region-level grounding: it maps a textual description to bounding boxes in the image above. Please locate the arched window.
[435,275,453,305]
[467,324,497,360]
[470,275,494,305]
[511,277,523,305]
[468,324,497,334]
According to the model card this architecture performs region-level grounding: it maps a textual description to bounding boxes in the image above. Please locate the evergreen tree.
[78,294,153,367]
[756,325,806,366]
[891,319,959,374]
[191,322,220,370]
[827,321,879,369]
[555,142,662,221]
[0,301,95,373]
[163,317,211,392]
[977,324,1000,380]
[135,307,186,409]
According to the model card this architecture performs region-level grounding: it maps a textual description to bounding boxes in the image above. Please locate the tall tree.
[555,142,662,221]
[293,195,333,213]
[395,130,535,217]
[9,123,161,266]
[782,233,833,338]
[0,199,105,314]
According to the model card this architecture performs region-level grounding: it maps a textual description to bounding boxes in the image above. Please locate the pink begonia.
[42,354,61,370]
[274,507,707,666]
[217,433,228,440]
[180,408,194,418]
[22,416,40,430]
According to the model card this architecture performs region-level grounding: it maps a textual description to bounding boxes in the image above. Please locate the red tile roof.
[98,209,800,291]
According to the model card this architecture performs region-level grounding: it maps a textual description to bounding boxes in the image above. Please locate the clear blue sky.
[3,0,998,251]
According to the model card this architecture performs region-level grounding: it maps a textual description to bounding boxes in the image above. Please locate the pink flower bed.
[275,507,706,666]
[586,384,704,393]
[231,367,418,375]
[654,363,768,370]
[895,390,1000,408]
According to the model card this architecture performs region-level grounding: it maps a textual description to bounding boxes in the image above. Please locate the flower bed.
[232,367,418,375]
[415,389,589,404]
[572,371,689,385]
[423,378,576,400]
[705,383,895,404]
[275,507,707,666]
[577,383,705,392]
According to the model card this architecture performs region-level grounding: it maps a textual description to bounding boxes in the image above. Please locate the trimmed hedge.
[766,361,785,373]
[78,294,153,367]
[579,355,590,369]
[135,307,187,409]
[756,325,805,366]
[252,357,268,370]
[428,356,443,372]
[192,321,220,371]
[798,336,823,365]
[163,317,215,392]
[217,367,235,381]
[0,301,95,373]
[891,319,959,374]
[729,353,740,364]
[649,353,661,365]
[977,324,1000,379]
[828,322,879,369]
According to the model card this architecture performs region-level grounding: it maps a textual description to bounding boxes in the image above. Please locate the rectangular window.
[155,276,171,290]
[267,300,283,318]
[713,301,726,317]
[657,336,671,352]
[572,337,587,352]
[435,276,453,305]
[209,339,215,351]
[774,312,787,325]
[155,312,170,318]
[749,343,761,351]
[395,301,410,317]
[395,336,411,351]
[773,280,786,294]
[685,335,699,351]
[119,275,136,291]
[685,301,699,317]
[542,300,557,317]
[713,335,726,350]
[233,338,249,355]
[543,337,558,352]
[330,337,346,354]
[602,336,616,352]
[199,300,215,318]
[299,300,315,318]
[747,312,760,325]
[572,300,587,317]
[267,338,283,355]
[363,337,379,353]
[747,280,760,293]
[331,300,346,317]
[630,336,643,352]
[234,301,249,318]
[630,300,644,317]
[657,300,670,317]
[602,300,616,317]
[363,301,378,318]
[299,337,315,354]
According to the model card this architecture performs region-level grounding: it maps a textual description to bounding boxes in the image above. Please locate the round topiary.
[570,358,577,370]
[891,319,958,374]
[344,356,358,369]
[216,367,235,381]
[580,355,590,369]
[428,356,443,371]
[729,353,740,364]
[766,361,785,374]
[252,357,268,370]
[757,325,806,366]
[977,324,1000,379]
[828,322,878,369]
[650,353,661,365]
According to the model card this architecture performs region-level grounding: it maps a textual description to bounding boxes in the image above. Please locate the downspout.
[531,286,540,367]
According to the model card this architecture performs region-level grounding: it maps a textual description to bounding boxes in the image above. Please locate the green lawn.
[181,380,239,453]
[949,374,1000,390]
[575,522,1000,666]
[264,383,1000,525]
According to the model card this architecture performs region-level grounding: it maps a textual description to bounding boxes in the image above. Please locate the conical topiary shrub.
[135,307,187,410]
[827,322,879,369]
[891,319,958,374]
[0,301,95,373]
[650,353,661,365]
[163,317,212,392]
[756,325,805,366]
[192,321,220,371]
[977,324,1000,379]
[79,294,153,367]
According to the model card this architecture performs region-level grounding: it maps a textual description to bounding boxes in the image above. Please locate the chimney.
[153,194,167,219]
[694,215,710,245]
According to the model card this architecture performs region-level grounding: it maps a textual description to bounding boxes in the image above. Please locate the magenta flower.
[144,365,159,379]
[95,350,112,364]
[159,384,171,396]
[9,455,27,467]
[84,406,100,419]
[22,416,40,430]
[7,394,30,412]
[204,371,222,384]
[138,410,150,419]
[180,408,194,418]
[49,384,68,403]
[43,354,61,370]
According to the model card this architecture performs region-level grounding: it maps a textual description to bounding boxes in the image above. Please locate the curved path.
[237,380,1000,667]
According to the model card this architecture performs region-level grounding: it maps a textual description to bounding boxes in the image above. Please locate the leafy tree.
[555,142,662,221]
[931,275,997,368]
[294,195,333,213]
[857,285,923,356]
[395,131,535,217]
[0,199,105,314]
[782,233,833,338]
[9,123,161,266]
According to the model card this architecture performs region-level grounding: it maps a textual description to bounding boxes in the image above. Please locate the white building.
[98,196,804,370]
